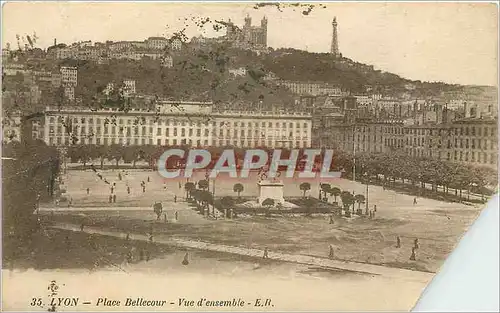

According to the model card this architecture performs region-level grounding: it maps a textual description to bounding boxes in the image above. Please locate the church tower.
[330,17,340,58]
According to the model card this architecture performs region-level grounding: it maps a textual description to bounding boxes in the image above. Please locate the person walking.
[329,215,334,224]
[410,247,416,261]
[127,186,130,194]
[174,195,177,203]
[182,252,189,265]
[396,236,401,248]
[263,247,269,259]
[175,211,179,221]
[86,188,90,194]
[329,244,335,259]
[414,238,419,249]
[413,197,417,206]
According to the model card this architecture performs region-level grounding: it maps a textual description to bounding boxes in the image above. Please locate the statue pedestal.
[258,180,285,205]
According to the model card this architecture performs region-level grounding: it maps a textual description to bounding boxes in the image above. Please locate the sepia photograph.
[1,1,498,311]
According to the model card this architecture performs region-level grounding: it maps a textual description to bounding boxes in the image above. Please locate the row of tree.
[64,144,497,199]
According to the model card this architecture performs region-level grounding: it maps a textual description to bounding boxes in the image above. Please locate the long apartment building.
[319,117,498,169]
[37,102,312,149]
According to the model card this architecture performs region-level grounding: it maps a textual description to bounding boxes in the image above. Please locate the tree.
[233,183,244,198]
[2,140,60,244]
[98,145,109,169]
[108,144,124,168]
[198,179,209,190]
[299,182,311,198]
[340,191,354,215]
[262,198,275,217]
[320,183,331,201]
[329,187,341,203]
[184,182,195,200]
[221,196,234,209]
[354,194,366,209]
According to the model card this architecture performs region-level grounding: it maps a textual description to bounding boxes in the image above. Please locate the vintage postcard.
[1,1,498,311]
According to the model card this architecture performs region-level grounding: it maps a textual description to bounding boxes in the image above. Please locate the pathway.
[51,223,434,283]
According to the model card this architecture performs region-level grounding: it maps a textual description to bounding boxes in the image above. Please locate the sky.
[1,2,498,86]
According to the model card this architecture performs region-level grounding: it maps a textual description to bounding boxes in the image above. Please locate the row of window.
[48,116,311,129]
[352,126,497,137]
[48,125,310,140]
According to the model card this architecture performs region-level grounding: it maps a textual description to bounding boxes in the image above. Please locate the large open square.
[45,169,482,273]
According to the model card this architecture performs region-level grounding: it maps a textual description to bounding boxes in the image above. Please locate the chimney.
[464,101,469,118]
[54,38,57,46]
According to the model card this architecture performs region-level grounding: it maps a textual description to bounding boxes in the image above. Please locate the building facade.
[39,103,312,149]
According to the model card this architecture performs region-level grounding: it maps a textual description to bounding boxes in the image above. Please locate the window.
[157,128,161,135]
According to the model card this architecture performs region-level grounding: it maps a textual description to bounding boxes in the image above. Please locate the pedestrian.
[142,186,146,193]
[263,247,269,259]
[109,195,113,203]
[127,186,130,194]
[86,188,90,194]
[414,238,419,249]
[182,252,189,265]
[329,215,334,224]
[410,247,416,261]
[374,205,377,212]
[413,197,417,205]
[147,176,150,183]
[127,250,133,263]
[65,235,71,251]
[178,182,182,189]
[80,222,84,232]
[163,183,167,190]
[329,244,334,259]
[118,173,122,181]
[396,236,401,248]
[174,195,177,203]
[175,211,179,221]
[113,182,116,187]
[113,194,116,203]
